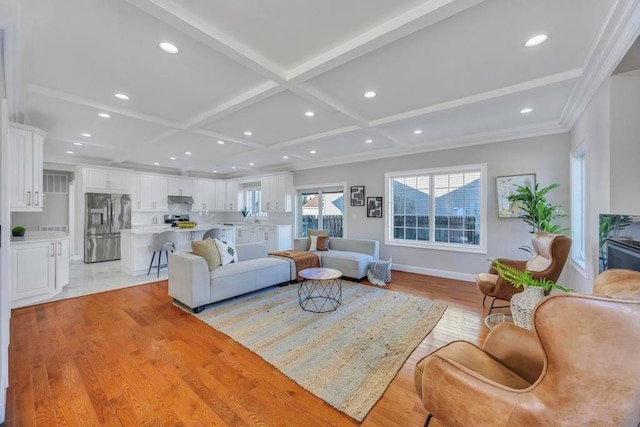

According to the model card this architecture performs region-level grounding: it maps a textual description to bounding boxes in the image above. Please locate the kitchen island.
[120,223,237,276]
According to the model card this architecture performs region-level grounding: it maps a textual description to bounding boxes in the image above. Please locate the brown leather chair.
[414,289,640,426]
[476,231,571,314]
[593,268,640,299]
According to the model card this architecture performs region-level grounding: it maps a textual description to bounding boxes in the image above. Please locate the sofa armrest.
[293,238,307,251]
[168,252,210,310]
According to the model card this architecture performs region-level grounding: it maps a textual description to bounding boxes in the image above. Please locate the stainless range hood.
[168,195,194,205]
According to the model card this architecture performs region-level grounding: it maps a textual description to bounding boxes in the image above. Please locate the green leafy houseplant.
[11,226,25,237]
[240,207,249,218]
[491,259,571,293]
[507,183,567,234]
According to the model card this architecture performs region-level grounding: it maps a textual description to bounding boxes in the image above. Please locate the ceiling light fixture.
[73,142,83,146]
[153,162,160,166]
[310,150,317,154]
[98,112,111,119]
[520,108,534,114]
[169,157,176,160]
[114,93,130,100]
[65,151,74,154]
[364,91,377,99]
[212,170,217,173]
[231,166,236,169]
[217,140,225,145]
[283,155,289,159]
[525,34,548,47]
[185,151,192,155]
[249,162,255,166]
[304,111,315,117]
[413,129,423,135]
[158,41,180,54]
[81,133,92,137]
[365,139,373,143]
[244,131,252,136]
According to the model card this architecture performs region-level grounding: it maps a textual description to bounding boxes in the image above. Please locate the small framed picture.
[496,173,536,218]
[367,197,383,218]
[350,186,365,206]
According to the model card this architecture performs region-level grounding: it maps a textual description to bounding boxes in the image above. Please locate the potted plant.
[492,259,571,329]
[11,226,26,237]
[240,207,250,222]
[507,183,567,253]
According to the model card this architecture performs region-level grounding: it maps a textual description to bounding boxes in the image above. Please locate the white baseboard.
[392,263,476,283]
[0,386,6,424]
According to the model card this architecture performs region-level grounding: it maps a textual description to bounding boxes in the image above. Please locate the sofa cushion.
[318,250,373,279]
[316,236,330,251]
[215,239,238,265]
[191,238,221,271]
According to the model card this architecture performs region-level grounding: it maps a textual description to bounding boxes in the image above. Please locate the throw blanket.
[269,250,320,280]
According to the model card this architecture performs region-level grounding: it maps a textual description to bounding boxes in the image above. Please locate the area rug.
[189,282,447,421]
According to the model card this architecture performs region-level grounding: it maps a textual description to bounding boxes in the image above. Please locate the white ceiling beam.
[269,125,361,150]
[113,129,180,164]
[190,129,266,150]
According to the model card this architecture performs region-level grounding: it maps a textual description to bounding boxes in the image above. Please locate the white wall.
[610,69,640,213]
[569,79,611,293]
[294,133,571,281]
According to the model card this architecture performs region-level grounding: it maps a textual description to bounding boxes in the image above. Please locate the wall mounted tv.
[599,214,640,273]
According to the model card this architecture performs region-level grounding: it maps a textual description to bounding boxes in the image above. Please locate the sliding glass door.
[299,190,344,237]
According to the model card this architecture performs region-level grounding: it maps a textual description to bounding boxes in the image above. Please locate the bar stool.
[148,230,178,278]
[203,228,223,241]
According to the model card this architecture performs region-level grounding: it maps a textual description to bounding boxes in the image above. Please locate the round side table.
[298,267,342,313]
[484,313,514,330]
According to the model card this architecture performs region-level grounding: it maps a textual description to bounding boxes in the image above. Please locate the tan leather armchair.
[414,290,640,426]
[476,231,571,314]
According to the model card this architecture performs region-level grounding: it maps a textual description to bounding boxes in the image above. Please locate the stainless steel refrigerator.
[85,193,131,263]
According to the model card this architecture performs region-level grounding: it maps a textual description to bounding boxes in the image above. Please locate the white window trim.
[294,182,347,238]
[570,142,589,278]
[385,163,487,254]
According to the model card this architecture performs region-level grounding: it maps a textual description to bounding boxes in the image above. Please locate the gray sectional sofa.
[291,237,379,281]
[168,242,290,313]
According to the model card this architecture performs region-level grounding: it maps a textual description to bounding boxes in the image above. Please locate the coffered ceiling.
[5,0,640,177]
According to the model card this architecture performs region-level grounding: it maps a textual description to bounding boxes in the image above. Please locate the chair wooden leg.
[148,252,155,275]
[424,414,433,427]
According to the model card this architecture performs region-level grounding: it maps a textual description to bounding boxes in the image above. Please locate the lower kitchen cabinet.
[10,235,70,307]
[236,225,292,252]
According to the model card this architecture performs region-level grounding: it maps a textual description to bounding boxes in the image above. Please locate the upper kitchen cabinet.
[167,176,193,197]
[9,123,46,212]
[192,179,216,211]
[225,180,240,211]
[261,172,293,212]
[80,166,132,194]
[136,173,168,211]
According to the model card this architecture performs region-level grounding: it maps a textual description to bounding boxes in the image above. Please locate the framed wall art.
[497,173,536,218]
[350,185,365,206]
[367,197,383,218]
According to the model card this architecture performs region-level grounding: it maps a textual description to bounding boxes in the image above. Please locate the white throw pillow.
[214,239,238,265]
[308,235,318,251]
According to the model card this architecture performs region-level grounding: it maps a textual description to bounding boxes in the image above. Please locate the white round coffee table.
[298,267,342,313]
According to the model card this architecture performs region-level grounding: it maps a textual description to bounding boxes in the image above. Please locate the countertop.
[11,231,69,244]
[123,223,238,235]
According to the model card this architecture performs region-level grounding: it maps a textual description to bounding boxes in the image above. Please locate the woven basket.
[510,286,545,330]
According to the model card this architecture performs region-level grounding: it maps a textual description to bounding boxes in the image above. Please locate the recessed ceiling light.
[98,112,111,119]
[65,151,74,154]
[169,157,176,160]
[249,162,255,166]
[231,166,236,169]
[520,108,534,114]
[81,133,92,137]
[413,129,423,135]
[185,151,192,155]
[365,139,373,143]
[310,150,317,154]
[114,93,130,100]
[158,41,180,54]
[73,142,83,146]
[153,162,160,166]
[212,170,217,173]
[217,140,225,145]
[283,155,289,159]
[244,131,252,136]
[364,91,377,99]
[304,111,315,117]
[525,34,548,47]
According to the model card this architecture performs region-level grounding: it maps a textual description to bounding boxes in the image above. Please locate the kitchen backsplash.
[132,206,294,226]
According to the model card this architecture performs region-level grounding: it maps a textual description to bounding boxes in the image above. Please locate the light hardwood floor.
[6,271,496,426]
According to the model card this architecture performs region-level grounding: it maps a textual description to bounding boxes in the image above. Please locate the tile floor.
[41,259,168,304]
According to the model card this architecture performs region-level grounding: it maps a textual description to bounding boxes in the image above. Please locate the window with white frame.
[245,186,261,214]
[570,146,586,270]
[386,164,486,253]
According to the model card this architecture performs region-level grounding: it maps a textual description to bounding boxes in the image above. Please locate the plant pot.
[510,286,545,330]
[12,231,25,237]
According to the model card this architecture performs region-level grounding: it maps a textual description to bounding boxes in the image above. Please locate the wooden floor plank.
[7,271,490,426]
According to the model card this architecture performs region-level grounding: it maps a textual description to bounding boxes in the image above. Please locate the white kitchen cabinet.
[235,225,291,251]
[10,235,70,306]
[192,179,216,211]
[261,173,293,212]
[138,174,168,211]
[81,167,131,193]
[167,176,193,197]
[131,173,141,210]
[9,123,46,212]
[214,181,226,210]
[224,180,240,211]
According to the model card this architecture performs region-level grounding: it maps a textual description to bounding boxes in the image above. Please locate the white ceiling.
[5,0,640,177]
